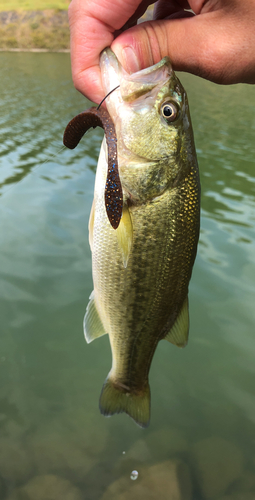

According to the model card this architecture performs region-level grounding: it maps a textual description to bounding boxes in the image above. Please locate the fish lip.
[126,56,171,79]
[101,47,171,77]
[100,48,172,91]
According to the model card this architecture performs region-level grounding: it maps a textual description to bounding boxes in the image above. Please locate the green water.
[0,52,255,500]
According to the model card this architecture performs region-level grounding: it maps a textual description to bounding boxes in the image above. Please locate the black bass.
[64,48,200,428]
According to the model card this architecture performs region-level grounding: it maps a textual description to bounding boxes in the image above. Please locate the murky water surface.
[1,52,255,500]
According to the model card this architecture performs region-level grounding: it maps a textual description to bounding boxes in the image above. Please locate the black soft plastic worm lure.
[63,107,123,230]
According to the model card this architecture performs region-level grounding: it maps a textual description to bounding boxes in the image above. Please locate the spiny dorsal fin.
[164,296,189,347]
[84,291,107,344]
[116,205,133,268]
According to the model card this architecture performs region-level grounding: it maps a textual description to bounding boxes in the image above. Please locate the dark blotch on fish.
[63,107,123,229]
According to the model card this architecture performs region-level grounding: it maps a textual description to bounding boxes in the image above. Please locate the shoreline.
[0,47,70,52]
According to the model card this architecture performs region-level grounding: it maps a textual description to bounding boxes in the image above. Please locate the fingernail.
[122,47,141,73]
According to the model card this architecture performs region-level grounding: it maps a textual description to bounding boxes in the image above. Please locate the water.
[0,52,255,500]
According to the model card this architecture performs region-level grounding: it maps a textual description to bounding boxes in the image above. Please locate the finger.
[111,16,206,76]
[118,0,156,31]
[68,1,113,103]
[114,0,156,38]
[68,0,155,103]
[111,10,255,84]
[153,0,192,20]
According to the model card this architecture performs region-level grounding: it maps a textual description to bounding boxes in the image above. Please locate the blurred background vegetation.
[0,0,71,50]
[0,0,69,8]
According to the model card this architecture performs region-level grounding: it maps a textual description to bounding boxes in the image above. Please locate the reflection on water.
[0,53,255,499]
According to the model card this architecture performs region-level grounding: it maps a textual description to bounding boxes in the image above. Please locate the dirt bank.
[0,10,70,51]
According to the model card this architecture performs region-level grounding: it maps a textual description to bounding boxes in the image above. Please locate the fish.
[63,48,200,428]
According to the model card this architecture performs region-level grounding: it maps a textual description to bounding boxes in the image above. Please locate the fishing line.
[97,85,120,110]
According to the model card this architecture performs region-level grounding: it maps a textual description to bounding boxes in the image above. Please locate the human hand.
[68,0,154,104]
[113,0,255,86]
[68,0,255,104]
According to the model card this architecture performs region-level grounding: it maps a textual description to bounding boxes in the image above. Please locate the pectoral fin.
[84,291,107,344]
[116,205,133,268]
[164,296,189,347]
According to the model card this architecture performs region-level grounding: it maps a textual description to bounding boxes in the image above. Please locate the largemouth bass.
[64,48,200,428]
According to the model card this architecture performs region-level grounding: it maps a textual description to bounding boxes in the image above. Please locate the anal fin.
[164,296,189,347]
[84,291,107,344]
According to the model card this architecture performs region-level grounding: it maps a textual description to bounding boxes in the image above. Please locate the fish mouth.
[121,55,172,87]
[101,47,171,78]
[100,48,172,104]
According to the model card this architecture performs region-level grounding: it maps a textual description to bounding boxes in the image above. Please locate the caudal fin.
[99,376,150,428]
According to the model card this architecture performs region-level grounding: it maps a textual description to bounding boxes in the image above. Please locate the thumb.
[111,13,254,85]
[111,16,215,78]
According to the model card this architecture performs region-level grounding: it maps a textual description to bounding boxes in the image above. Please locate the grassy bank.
[0,1,69,10]
[0,9,70,50]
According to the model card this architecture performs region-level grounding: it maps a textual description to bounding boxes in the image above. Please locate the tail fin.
[99,375,150,428]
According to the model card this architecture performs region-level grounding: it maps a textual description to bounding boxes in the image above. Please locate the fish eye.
[161,102,179,123]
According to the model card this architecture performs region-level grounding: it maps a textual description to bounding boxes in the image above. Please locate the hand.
[68,0,255,104]
[68,0,154,103]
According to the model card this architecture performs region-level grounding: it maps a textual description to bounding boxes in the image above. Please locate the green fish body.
[85,49,200,427]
